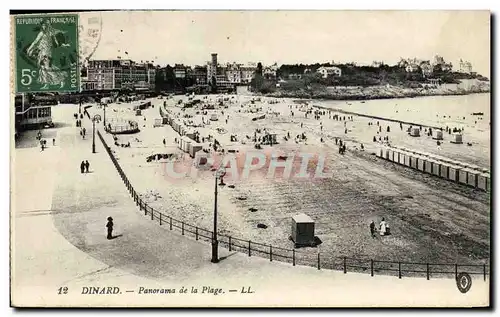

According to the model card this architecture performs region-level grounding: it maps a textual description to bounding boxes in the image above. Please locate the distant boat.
[472,112,484,116]
[361,101,366,103]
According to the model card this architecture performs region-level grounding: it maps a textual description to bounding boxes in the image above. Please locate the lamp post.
[92,114,102,153]
[211,166,226,263]
[79,97,82,114]
[102,103,107,132]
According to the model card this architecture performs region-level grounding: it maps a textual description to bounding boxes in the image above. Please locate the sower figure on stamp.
[26,19,69,89]
[106,217,114,239]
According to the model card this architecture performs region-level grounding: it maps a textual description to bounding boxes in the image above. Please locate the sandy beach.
[88,91,490,271]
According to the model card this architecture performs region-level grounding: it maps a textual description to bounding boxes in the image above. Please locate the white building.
[420,62,433,77]
[240,65,256,83]
[317,66,342,78]
[459,59,473,74]
[263,63,279,79]
[225,63,242,83]
[405,64,419,73]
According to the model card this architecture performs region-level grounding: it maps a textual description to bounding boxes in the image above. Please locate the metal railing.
[97,129,489,280]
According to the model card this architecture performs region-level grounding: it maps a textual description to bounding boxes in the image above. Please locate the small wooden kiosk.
[451,133,463,144]
[410,127,420,137]
[291,213,315,248]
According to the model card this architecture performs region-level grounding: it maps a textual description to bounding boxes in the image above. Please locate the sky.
[89,10,490,76]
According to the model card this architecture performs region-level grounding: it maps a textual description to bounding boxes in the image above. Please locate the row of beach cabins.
[377,146,490,192]
[159,105,203,158]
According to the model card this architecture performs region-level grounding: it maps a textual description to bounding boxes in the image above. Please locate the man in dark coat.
[80,161,85,174]
[106,217,113,239]
[85,160,90,173]
[370,221,376,237]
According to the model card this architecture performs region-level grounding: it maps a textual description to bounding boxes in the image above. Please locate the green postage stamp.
[14,14,79,93]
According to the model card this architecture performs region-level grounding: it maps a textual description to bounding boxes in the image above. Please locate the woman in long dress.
[379,217,387,236]
[26,19,69,88]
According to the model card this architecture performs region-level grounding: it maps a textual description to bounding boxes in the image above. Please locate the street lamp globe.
[216,166,226,185]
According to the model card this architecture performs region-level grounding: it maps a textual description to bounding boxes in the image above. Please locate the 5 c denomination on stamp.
[15,14,79,93]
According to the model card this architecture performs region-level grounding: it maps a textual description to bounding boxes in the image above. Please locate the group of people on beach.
[80,127,86,139]
[370,218,391,237]
[80,160,90,173]
[335,138,347,154]
[36,130,55,151]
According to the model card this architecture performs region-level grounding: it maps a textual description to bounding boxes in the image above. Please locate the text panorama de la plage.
[82,286,255,295]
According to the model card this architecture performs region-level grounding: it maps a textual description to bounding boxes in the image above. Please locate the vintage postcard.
[10,10,491,307]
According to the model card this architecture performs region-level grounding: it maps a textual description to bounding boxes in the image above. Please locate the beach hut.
[433,130,444,140]
[397,151,405,165]
[410,154,418,169]
[432,161,441,176]
[291,213,315,248]
[178,137,183,150]
[377,148,384,158]
[450,133,463,144]
[466,169,479,187]
[440,162,450,179]
[405,153,413,167]
[189,144,203,158]
[384,148,392,160]
[458,167,468,184]
[425,159,435,174]
[410,127,420,137]
[448,165,461,182]
[477,173,489,191]
[194,151,210,168]
[390,149,399,163]
[417,156,426,172]
[399,151,408,165]
[183,138,191,153]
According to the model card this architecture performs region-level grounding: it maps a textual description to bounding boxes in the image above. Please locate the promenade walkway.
[11,104,488,307]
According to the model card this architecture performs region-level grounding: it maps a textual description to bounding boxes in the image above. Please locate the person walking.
[52,138,55,146]
[85,160,90,173]
[80,161,85,174]
[379,217,387,236]
[106,217,114,239]
[370,221,376,237]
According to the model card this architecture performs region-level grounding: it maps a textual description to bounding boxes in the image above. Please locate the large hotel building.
[82,59,156,91]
